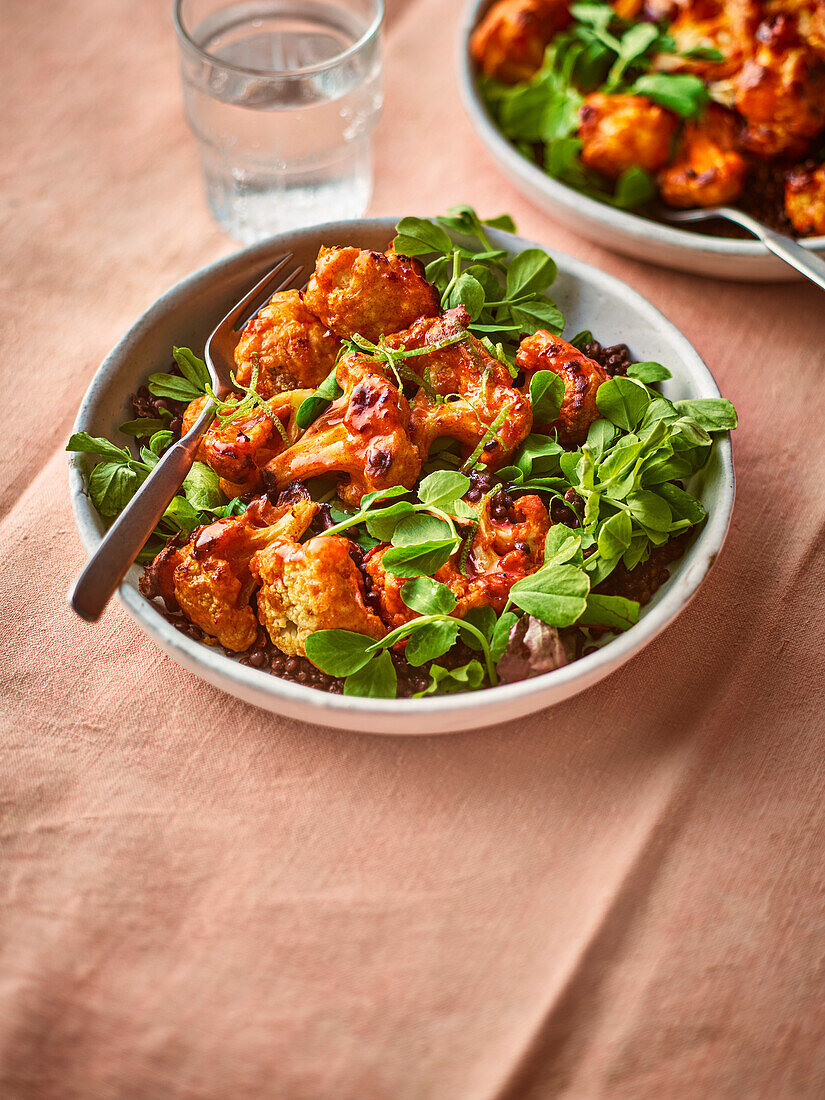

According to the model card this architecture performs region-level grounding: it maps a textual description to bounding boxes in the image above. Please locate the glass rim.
[173,0,384,79]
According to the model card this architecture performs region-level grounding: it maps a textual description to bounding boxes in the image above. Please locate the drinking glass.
[174,0,384,243]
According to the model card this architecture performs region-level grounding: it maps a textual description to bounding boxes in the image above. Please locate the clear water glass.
[174,0,383,243]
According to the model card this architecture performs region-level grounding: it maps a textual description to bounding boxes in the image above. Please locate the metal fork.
[69,253,304,622]
[659,205,825,292]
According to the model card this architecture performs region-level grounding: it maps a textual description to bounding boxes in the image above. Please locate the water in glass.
[179,0,382,242]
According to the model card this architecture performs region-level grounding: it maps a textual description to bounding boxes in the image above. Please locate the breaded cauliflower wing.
[233,289,340,398]
[516,331,608,445]
[253,535,385,657]
[139,501,317,651]
[470,0,571,83]
[656,0,760,81]
[734,14,825,156]
[785,160,825,233]
[659,105,747,207]
[263,356,421,506]
[182,390,311,496]
[385,307,532,469]
[469,493,549,574]
[765,0,825,59]
[303,246,440,343]
[364,494,548,634]
[578,93,679,178]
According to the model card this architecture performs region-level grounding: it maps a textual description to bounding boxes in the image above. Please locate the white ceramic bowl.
[458,0,825,281]
[68,219,734,734]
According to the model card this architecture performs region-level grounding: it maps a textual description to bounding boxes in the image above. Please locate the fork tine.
[231,263,307,332]
[216,253,294,332]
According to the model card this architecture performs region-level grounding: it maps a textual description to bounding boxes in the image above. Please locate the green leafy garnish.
[295,364,343,429]
[392,208,563,354]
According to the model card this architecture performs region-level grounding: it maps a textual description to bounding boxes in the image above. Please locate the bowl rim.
[457,0,825,261]
[68,217,735,721]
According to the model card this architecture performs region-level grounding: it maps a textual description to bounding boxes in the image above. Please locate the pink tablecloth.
[2,1,825,1096]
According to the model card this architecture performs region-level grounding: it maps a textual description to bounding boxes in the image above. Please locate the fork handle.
[717,207,825,292]
[69,405,215,622]
[759,226,825,292]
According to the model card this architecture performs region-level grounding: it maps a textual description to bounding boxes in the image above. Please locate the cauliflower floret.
[182,390,311,496]
[516,331,608,445]
[578,93,679,178]
[139,501,317,651]
[252,535,385,657]
[263,357,421,506]
[364,492,548,634]
[233,289,340,398]
[659,105,747,207]
[469,493,549,574]
[470,0,571,84]
[303,246,440,343]
[386,307,532,470]
[656,0,760,81]
[785,160,825,233]
[765,0,825,59]
[734,15,825,157]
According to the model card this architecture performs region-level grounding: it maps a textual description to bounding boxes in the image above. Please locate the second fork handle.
[69,402,216,622]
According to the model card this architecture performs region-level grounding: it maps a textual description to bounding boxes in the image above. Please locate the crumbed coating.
[657,0,760,80]
[263,356,421,505]
[233,290,340,398]
[734,15,825,156]
[516,331,608,445]
[388,308,532,470]
[139,502,317,652]
[303,246,440,342]
[765,0,825,59]
[578,94,679,178]
[182,390,311,494]
[252,535,385,657]
[470,0,571,83]
[364,499,545,636]
[785,160,825,233]
[659,106,747,207]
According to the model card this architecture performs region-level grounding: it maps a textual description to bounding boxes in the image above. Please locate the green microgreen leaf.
[393,216,453,257]
[414,659,486,697]
[344,649,398,698]
[417,470,471,509]
[118,417,169,437]
[630,73,710,118]
[400,577,457,616]
[627,362,672,384]
[382,541,457,578]
[596,377,651,431]
[295,366,343,430]
[529,370,566,425]
[461,606,498,651]
[491,611,520,662]
[88,461,140,516]
[505,249,558,298]
[508,564,590,627]
[304,629,377,677]
[173,347,210,391]
[66,433,132,462]
[578,593,640,629]
[673,398,738,432]
[182,461,224,511]
[405,620,462,666]
[544,525,583,566]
